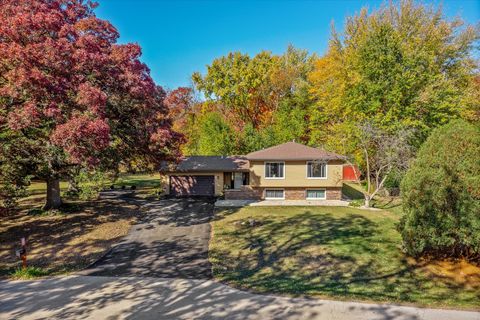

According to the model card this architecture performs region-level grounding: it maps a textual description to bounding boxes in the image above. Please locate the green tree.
[192,46,316,130]
[309,0,479,150]
[398,120,480,260]
[197,112,236,156]
[192,51,278,128]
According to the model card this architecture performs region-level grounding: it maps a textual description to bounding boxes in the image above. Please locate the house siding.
[249,160,344,188]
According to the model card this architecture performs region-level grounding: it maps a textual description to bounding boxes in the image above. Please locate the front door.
[234,172,243,189]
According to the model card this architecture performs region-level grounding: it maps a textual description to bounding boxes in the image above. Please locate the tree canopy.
[309,0,479,152]
[0,0,183,208]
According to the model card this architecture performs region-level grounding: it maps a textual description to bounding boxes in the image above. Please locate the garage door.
[170,175,215,196]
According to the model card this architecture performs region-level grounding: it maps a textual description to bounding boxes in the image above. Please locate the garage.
[169,175,215,197]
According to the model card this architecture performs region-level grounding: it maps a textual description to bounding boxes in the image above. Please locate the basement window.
[265,189,284,199]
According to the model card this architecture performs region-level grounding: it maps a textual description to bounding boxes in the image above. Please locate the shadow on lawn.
[210,209,480,307]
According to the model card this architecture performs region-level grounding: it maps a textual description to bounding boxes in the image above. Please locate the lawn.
[26,173,161,196]
[210,206,480,309]
[0,173,160,279]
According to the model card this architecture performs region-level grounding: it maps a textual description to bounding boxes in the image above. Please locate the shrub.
[0,179,29,210]
[383,169,403,196]
[349,199,364,207]
[398,120,480,260]
[71,170,108,200]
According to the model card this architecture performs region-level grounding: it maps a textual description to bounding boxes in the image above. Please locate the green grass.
[210,206,480,309]
[27,181,70,196]
[10,267,49,280]
[25,173,160,196]
[113,173,160,189]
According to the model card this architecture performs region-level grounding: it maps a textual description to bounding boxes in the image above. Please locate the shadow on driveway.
[81,194,215,279]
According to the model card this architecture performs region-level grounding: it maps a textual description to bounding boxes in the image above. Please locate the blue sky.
[95,0,480,89]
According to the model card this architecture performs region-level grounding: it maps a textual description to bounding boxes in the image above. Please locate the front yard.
[0,173,159,279]
[210,205,480,309]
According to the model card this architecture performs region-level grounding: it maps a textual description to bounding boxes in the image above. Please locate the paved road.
[1,275,479,320]
[81,193,214,279]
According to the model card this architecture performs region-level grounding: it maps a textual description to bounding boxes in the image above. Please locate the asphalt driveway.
[81,193,215,279]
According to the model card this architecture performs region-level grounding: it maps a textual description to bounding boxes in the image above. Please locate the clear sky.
[95,0,480,89]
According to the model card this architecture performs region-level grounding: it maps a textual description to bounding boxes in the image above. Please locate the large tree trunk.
[44,178,62,210]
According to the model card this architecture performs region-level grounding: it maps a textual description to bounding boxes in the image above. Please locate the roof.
[246,141,346,161]
[164,156,249,172]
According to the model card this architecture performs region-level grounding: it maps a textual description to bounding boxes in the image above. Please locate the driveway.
[81,193,214,279]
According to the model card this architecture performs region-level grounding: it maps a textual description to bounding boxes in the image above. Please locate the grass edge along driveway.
[209,206,480,310]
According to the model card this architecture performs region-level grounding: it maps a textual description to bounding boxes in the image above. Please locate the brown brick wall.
[224,186,262,200]
[225,186,343,200]
[284,188,306,200]
[326,187,342,200]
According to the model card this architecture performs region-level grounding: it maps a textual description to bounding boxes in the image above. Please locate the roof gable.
[246,142,345,161]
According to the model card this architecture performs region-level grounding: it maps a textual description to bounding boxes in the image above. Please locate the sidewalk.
[215,199,350,207]
[1,276,479,320]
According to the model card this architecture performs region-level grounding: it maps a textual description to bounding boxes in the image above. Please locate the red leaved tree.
[0,0,183,209]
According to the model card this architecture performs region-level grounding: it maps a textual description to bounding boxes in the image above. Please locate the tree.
[164,87,196,132]
[196,112,236,156]
[348,122,414,207]
[0,0,183,209]
[192,51,279,128]
[309,0,479,150]
[192,46,316,131]
[398,120,480,260]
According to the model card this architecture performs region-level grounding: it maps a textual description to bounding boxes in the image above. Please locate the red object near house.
[343,165,361,181]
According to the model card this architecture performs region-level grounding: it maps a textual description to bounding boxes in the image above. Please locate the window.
[265,189,284,199]
[307,161,326,179]
[265,162,285,179]
[306,189,326,200]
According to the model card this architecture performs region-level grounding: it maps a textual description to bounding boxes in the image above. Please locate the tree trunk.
[364,196,371,208]
[44,178,62,210]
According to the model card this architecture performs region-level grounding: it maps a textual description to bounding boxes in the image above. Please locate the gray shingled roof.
[246,141,346,161]
[164,156,249,172]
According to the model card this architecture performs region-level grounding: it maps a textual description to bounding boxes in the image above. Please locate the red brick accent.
[326,187,342,200]
[284,188,306,200]
[224,186,262,200]
[225,186,343,201]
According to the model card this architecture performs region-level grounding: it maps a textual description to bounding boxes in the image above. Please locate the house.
[160,141,347,200]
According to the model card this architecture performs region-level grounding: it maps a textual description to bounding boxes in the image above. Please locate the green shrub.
[349,199,364,207]
[71,170,108,200]
[0,181,28,210]
[398,120,480,260]
[383,169,403,196]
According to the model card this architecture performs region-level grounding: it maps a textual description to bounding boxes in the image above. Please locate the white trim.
[264,161,285,180]
[305,188,327,200]
[306,161,327,180]
[265,188,285,200]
